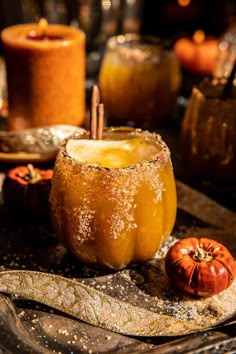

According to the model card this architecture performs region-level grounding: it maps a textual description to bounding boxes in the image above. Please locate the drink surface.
[65,138,160,168]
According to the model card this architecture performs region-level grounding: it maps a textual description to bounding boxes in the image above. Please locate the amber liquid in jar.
[50,127,177,268]
[99,34,181,127]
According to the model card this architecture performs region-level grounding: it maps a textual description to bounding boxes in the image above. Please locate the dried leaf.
[0,269,235,337]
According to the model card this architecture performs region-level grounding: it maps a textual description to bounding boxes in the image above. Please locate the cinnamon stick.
[97,103,104,140]
[90,85,104,140]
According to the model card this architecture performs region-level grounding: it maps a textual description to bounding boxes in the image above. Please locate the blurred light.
[127,0,136,5]
[219,41,229,51]
[117,35,125,43]
[177,0,191,6]
[193,29,205,44]
[102,0,111,10]
[112,0,120,8]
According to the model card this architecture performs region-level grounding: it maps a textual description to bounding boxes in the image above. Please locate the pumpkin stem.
[191,246,213,262]
[27,164,42,183]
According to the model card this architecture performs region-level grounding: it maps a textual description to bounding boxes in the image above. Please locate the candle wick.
[38,18,48,37]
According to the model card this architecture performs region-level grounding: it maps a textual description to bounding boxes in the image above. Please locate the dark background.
[1,0,236,41]
[141,0,236,38]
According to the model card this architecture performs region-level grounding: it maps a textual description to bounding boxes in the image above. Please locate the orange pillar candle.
[1,19,85,131]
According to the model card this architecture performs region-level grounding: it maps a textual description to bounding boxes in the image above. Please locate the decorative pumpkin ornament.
[174,34,218,75]
[2,164,53,218]
[165,237,236,297]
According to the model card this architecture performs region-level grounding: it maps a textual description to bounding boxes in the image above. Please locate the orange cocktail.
[99,34,181,126]
[50,127,176,268]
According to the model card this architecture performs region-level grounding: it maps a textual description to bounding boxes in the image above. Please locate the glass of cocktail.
[99,34,181,128]
[50,126,177,269]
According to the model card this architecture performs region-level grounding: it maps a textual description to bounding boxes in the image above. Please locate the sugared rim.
[60,126,170,171]
[106,33,172,51]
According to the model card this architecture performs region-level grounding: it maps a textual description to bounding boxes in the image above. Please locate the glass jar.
[50,127,177,269]
[213,24,236,79]
[98,34,181,128]
[180,78,236,185]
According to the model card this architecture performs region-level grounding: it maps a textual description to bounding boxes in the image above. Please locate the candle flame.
[193,30,205,44]
[38,18,48,36]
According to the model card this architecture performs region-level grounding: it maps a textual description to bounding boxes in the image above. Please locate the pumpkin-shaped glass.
[50,127,177,269]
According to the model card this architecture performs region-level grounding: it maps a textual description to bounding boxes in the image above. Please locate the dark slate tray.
[0,176,236,354]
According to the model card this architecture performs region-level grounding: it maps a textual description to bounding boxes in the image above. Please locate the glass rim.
[106,33,173,52]
[60,126,170,171]
[193,77,236,100]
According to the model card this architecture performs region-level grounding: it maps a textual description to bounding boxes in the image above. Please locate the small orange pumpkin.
[2,164,53,218]
[165,237,236,297]
[174,37,218,74]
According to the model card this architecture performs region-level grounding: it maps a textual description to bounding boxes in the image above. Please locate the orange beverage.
[99,34,181,127]
[50,127,176,268]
